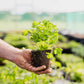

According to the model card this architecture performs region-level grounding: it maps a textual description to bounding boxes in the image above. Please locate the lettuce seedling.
[23,20,62,69]
[23,20,62,55]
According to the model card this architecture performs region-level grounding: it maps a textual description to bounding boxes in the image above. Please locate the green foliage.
[4,33,31,49]
[46,53,53,59]
[58,34,68,42]
[58,54,84,82]
[23,20,62,58]
[68,41,80,48]
[0,58,4,63]
[36,41,51,50]
[55,61,62,68]
[0,60,57,84]
[62,41,84,58]
[23,20,58,50]
[54,48,63,55]
[54,40,80,49]
[70,72,82,82]
[22,30,28,36]
[58,54,83,64]
[72,45,84,57]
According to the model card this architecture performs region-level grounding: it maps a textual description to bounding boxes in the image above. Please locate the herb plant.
[23,20,62,58]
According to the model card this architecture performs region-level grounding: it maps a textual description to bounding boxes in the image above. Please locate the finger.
[49,61,52,65]
[25,63,46,72]
[23,49,32,52]
[35,68,51,75]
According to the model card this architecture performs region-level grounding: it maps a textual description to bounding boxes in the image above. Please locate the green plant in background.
[68,41,80,49]
[0,31,84,83]
[58,54,84,82]
[0,58,4,65]
[70,71,82,82]
[72,45,84,58]
[0,58,3,62]
[22,20,62,58]
[54,40,80,49]
[0,60,57,84]
[4,33,32,49]
[58,34,68,42]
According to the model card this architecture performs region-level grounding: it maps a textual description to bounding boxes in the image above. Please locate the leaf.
[54,48,62,55]
[46,53,53,59]
[32,21,37,27]
[55,61,61,68]
[22,30,28,36]
[54,49,57,54]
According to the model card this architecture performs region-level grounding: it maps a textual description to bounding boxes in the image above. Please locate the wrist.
[0,39,23,63]
[6,48,22,63]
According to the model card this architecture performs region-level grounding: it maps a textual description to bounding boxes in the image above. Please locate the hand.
[13,49,52,74]
[0,39,51,74]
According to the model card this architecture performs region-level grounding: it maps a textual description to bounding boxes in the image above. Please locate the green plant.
[4,33,32,49]
[0,60,58,84]
[68,41,80,49]
[70,71,82,82]
[58,34,68,42]
[23,20,62,58]
[72,45,84,58]
[0,58,4,65]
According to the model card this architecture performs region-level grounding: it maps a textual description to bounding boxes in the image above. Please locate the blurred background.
[0,0,84,34]
[0,0,84,84]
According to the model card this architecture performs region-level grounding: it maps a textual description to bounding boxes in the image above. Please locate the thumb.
[25,63,46,72]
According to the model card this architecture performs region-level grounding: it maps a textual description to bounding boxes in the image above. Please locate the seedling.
[23,20,62,69]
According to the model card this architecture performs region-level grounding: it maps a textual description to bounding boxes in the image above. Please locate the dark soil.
[62,48,73,54]
[31,50,51,70]
[0,62,6,66]
[0,33,7,40]
[59,32,84,45]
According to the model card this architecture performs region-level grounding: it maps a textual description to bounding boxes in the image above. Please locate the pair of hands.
[14,49,52,75]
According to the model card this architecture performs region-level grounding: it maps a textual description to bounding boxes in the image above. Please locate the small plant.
[70,71,82,82]
[23,20,62,69]
[4,33,31,49]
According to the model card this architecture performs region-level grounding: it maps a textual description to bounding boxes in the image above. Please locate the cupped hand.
[14,49,52,74]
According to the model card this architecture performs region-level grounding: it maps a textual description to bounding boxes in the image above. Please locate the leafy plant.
[72,45,84,58]
[4,33,31,49]
[0,60,58,84]
[58,34,68,42]
[22,20,62,58]
[70,71,82,82]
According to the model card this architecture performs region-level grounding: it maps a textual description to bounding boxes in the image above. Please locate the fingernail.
[48,70,51,73]
[48,68,52,72]
[43,65,46,68]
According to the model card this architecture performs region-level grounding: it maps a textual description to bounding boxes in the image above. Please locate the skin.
[0,39,51,74]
